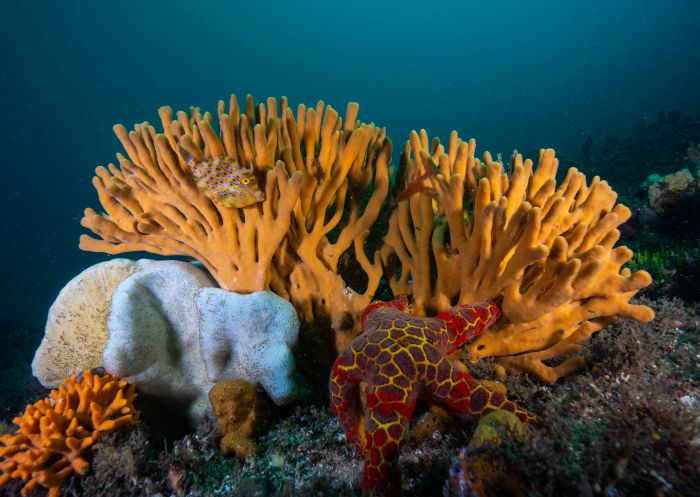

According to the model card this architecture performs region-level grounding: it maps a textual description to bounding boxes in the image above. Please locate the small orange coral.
[0,370,139,497]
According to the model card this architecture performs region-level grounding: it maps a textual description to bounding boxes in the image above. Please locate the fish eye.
[241,178,249,184]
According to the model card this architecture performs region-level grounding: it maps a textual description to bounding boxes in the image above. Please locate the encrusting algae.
[0,370,139,497]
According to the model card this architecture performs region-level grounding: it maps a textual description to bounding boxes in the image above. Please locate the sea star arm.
[329,353,366,453]
[434,300,501,354]
[361,385,417,497]
[360,295,410,328]
[432,367,536,423]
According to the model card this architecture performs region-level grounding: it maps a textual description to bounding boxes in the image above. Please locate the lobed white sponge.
[32,259,139,387]
[197,288,299,406]
[33,259,300,424]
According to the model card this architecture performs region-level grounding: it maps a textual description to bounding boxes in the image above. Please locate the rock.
[645,168,697,207]
[32,259,140,387]
[468,410,530,497]
[469,410,530,448]
[639,167,700,241]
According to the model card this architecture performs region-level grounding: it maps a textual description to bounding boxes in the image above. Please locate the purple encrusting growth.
[188,157,265,208]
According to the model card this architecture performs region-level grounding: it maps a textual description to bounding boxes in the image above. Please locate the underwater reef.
[620,158,700,304]
[2,94,698,497]
[581,109,700,196]
[3,298,696,497]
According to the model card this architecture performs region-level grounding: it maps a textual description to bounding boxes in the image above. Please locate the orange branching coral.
[381,130,654,383]
[80,95,390,348]
[0,370,139,497]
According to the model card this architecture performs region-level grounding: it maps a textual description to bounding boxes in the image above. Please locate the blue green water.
[1,0,699,329]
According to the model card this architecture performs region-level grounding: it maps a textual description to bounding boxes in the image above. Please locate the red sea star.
[329,296,535,497]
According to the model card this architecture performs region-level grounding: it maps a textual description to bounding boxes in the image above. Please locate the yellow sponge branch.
[81,95,391,346]
[80,94,653,376]
[382,130,653,382]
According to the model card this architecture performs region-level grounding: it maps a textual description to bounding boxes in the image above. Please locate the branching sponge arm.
[80,110,303,293]
[81,95,391,350]
[382,130,654,383]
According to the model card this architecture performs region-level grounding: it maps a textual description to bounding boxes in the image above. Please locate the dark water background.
[1,0,699,331]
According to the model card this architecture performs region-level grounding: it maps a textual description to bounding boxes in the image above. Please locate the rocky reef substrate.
[2,295,696,497]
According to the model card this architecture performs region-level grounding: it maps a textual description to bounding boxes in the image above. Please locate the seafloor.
[1,296,698,497]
